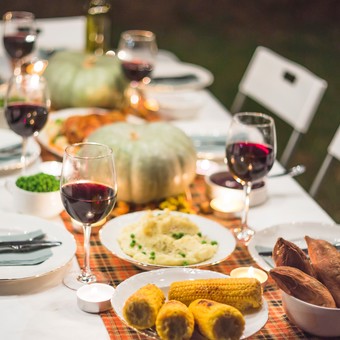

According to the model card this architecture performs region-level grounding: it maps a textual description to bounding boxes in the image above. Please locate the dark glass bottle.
[86,0,111,55]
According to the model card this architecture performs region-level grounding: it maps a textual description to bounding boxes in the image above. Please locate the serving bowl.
[5,169,64,219]
[148,92,203,120]
[282,291,340,337]
[205,169,267,207]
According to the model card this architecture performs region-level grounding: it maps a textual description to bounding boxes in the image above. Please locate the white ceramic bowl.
[282,291,340,337]
[149,92,203,120]
[6,178,64,219]
[205,170,267,207]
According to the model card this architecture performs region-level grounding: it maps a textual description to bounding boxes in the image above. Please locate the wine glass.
[225,112,276,243]
[60,142,117,290]
[117,30,158,107]
[4,73,50,171]
[2,11,38,75]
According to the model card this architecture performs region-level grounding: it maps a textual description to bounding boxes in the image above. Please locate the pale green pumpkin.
[44,51,128,109]
[88,122,197,204]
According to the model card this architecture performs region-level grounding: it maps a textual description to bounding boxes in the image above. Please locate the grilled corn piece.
[168,277,262,312]
[189,299,245,340]
[155,300,194,340]
[123,283,165,330]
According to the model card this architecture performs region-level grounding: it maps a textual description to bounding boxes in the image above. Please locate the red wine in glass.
[61,181,117,225]
[5,103,48,137]
[3,33,36,60]
[226,142,275,183]
[121,60,153,82]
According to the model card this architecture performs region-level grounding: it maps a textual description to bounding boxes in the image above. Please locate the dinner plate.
[0,212,76,294]
[248,221,340,271]
[172,120,228,160]
[38,107,144,158]
[0,129,41,174]
[111,268,269,339]
[100,210,236,270]
[144,61,214,92]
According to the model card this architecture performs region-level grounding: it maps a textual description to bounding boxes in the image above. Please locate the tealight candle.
[210,197,244,219]
[77,283,115,313]
[230,266,268,286]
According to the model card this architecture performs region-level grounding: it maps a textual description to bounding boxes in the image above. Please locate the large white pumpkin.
[88,122,197,204]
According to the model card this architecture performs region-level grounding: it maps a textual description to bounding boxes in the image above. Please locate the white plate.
[38,107,144,158]
[0,129,41,174]
[248,222,340,271]
[144,61,214,92]
[173,120,228,160]
[111,268,269,339]
[100,210,236,270]
[0,212,76,294]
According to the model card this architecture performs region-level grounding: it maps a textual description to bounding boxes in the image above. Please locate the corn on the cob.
[168,277,262,312]
[123,283,165,330]
[189,299,245,340]
[155,300,194,340]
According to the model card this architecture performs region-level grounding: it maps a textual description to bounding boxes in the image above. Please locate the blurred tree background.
[1,0,339,222]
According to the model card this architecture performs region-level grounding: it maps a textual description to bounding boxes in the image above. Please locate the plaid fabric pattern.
[59,174,315,339]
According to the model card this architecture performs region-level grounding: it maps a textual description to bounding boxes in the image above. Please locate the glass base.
[233,225,255,244]
[63,270,111,290]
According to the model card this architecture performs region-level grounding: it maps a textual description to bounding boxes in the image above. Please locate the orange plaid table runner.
[59,174,313,339]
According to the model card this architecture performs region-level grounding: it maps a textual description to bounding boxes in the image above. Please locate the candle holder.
[77,283,115,313]
[230,266,268,287]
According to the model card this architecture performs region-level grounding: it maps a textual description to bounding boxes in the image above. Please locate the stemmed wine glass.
[2,11,38,75]
[4,73,50,171]
[60,142,117,290]
[226,112,276,243]
[117,30,158,107]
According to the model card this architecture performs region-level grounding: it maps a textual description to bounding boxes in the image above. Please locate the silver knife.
[0,241,62,253]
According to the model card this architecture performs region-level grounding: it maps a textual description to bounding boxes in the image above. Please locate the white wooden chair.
[230,46,328,167]
[309,126,340,197]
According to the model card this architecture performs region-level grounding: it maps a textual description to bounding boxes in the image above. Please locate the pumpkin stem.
[130,130,140,140]
[83,55,97,68]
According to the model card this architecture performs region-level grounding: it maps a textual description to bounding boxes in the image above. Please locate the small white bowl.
[205,170,267,207]
[5,178,64,219]
[282,291,340,337]
[148,92,203,120]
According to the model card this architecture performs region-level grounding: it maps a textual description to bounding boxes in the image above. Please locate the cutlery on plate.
[258,242,340,256]
[269,164,306,178]
[0,240,62,253]
[150,74,198,84]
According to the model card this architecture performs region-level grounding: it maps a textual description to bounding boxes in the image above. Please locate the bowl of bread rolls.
[269,236,340,337]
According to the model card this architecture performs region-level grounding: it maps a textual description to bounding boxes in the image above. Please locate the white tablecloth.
[0,17,334,339]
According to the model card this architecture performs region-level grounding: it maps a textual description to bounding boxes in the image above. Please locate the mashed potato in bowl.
[118,210,218,266]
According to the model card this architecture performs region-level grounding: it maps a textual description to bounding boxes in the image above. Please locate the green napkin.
[0,229,53,266]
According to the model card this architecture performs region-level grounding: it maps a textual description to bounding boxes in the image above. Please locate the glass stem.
[81,224,93,281]
[241,182,252,227]
[20,137,28,173]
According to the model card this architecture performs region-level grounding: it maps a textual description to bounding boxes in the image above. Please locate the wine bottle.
[86,0,111,55]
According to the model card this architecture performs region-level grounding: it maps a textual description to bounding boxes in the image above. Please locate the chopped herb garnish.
[130,234,135,239]
[149,251,156,260]
[172,232,185,240]
[211,241,218,245]
[201,240,207,244]
[179,252,186,258]
[182,261,189,266]
[142,251,146,255]
[197,232,202,237]
[138,244,142,249]
[130,240,136,247]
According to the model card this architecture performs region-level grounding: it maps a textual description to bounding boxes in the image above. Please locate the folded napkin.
[0,229,52,266]
[255,245,275,268]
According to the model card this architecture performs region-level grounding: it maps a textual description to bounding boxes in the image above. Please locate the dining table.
[0,16,336,340]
